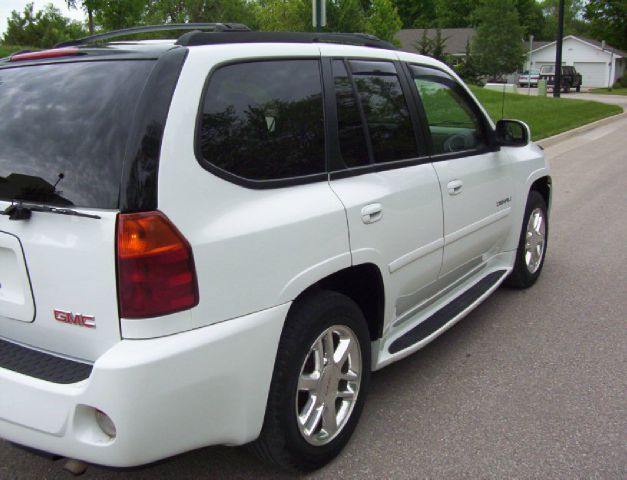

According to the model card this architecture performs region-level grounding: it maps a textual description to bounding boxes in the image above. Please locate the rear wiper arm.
[1,202,101,221]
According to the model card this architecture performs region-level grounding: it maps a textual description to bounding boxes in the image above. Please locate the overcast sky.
[0,1,86,37]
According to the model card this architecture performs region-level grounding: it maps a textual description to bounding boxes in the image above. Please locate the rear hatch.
[0,57,157,361]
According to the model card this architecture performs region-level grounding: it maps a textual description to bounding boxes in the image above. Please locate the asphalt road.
[2,116,626,479]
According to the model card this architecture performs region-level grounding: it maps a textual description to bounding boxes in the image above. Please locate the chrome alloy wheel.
[525,207,546,274]
[296,325,362,446]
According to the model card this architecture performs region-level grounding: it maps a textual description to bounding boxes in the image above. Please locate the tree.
[95,0,147,31]
[254,0,310,31]
[145,0,259,29]
[326,0,368,33]
[514,0,546,38]
[584,0,627,51]
[415,29,432,54]
[3,3,87,47]
[539,0,589,40]
[393,0,436,28]
[453,39,481,83]
[434,0,479,28]
[66,1,103,34]
[472,0,525,80]
[366,0,403,43]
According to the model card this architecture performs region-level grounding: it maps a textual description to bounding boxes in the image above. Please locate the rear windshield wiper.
[1,202,101,221]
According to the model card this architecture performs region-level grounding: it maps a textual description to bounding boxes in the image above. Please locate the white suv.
[0,25,550,472]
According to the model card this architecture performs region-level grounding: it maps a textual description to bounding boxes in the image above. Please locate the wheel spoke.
[322,404,338,436]
[323,331,334,362]
[333,337,351,367]
[298,373,319,392]
[300,401,323,436]
[313,338,324,371]
[337,389,356,400]
[340,370,359,382]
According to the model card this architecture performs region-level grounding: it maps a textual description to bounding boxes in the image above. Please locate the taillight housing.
[117,211,199,319]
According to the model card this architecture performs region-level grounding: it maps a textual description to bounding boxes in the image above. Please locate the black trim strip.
[388,270,507,354]
[0,338,93,384]
[119,47,189,212]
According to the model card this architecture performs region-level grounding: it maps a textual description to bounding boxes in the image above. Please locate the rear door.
[324,56,444,324]
[407,65,514,281]
[0,59,157,361]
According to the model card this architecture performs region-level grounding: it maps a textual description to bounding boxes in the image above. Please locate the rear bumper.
[0,303,289,467]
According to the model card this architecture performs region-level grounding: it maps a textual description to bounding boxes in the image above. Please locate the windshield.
[0,60,155,209]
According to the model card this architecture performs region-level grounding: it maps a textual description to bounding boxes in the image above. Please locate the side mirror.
[495,119,530,147]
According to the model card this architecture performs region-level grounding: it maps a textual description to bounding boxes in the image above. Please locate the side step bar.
[389,270,507,354]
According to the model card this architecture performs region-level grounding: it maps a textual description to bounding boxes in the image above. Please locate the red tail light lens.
[117,211,199,319]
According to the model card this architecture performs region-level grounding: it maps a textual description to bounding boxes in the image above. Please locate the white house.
[527,35,626,88]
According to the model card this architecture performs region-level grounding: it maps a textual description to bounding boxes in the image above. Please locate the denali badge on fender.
[54,309,96,329]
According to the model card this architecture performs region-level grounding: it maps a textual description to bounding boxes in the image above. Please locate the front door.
[408,65,514,280]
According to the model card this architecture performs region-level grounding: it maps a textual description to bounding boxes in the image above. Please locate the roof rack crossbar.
[55,23,251,48]
[175,31,396,50]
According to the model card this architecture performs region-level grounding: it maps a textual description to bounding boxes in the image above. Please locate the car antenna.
[501,83,506,120]
[53,173,65,191]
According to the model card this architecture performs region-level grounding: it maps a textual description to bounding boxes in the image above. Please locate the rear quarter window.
[197,59,325,184]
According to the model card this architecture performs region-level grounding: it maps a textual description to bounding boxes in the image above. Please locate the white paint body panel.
[329,165,444,332]
[0,207,121,361]
[433,151,514,277]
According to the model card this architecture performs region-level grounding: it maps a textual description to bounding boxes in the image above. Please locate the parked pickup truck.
[539,65,582,93]
[518,69,540,87]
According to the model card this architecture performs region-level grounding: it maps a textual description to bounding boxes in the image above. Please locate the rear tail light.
[116,211,199,319]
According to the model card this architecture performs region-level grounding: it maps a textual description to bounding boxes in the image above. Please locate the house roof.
[395,28,553,56]
[530,35,626,57]
[395,28,475,55]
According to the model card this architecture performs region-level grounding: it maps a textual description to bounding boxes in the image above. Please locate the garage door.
[574,62,607,87]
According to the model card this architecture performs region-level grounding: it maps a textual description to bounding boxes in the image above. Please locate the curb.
[537,111,627,148]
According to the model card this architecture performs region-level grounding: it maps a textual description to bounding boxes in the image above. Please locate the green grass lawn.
[588,87,627,96]
[470,86,622,140]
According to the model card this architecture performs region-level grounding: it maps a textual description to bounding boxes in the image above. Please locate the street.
[2,114,626,479]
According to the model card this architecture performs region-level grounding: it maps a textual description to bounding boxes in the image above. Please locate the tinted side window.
[199,60,325,181]
[349,60,417,164]
[410,66,487,155]
[332,60,369,168]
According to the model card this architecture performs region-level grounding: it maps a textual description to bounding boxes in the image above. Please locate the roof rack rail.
[175,31,396,50]
[56,23,251,48]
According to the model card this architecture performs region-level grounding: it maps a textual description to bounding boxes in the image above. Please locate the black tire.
[505,191,549,289]
[576,84,581,92]
[563,82,570,93]
[251,290,371,472]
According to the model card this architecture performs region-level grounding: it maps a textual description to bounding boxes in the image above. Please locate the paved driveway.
[517,87,627,110]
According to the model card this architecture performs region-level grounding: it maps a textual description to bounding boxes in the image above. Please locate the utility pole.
[553,0,565,98]
[312,0,326,32]
[528,34,534,96]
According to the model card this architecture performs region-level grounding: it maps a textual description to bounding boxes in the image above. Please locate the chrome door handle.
[361,203,383,224]
[447,180,464,195]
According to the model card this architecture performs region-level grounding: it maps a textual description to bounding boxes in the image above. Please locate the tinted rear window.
[0,60,155,208]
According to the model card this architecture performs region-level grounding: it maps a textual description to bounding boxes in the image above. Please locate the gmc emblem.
[54,309,96,329]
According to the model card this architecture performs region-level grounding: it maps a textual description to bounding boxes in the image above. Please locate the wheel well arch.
[293,264,385,341]
[530,176,552,210]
